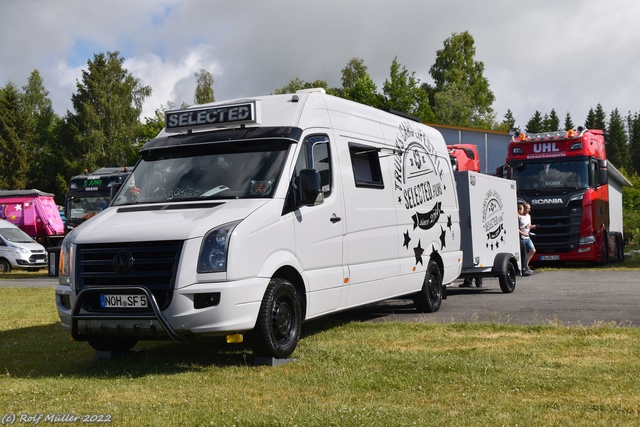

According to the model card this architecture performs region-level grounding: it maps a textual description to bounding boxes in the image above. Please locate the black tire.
[88,337,138,352]
[249,278,302,359]
[0,259,11,273]
[615,232,624,263]
[413,260,442,313]
[601,232,609,265]
[499,261,517,293]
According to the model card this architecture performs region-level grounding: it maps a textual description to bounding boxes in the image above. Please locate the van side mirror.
[299,169,324,206]
[110,182,123,203]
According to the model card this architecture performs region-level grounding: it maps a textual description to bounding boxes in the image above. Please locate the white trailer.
[453,171,521,293]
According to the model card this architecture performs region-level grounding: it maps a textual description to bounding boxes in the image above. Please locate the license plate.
[35,259,45,263]
[100,294,148,308]
[540,255,560,261]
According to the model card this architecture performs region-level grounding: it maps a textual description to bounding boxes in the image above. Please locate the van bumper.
[55,277,270,341]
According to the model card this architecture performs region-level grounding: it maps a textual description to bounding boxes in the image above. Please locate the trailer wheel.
[0,259,11,273]
[88,337,138,352]
[499,261,517,293]
[249,278,302,359]
[413,260,442,313]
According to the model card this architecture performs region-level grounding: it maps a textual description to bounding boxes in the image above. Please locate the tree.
[544,109,560,131]
[564,112,574,131]
[194,69,215,105]
[22,70,61,194]
[274,78,334,95]
[339,58,382,108]
[0,82,29,189]
[382,57,433,122]
[525,111,544,133]
[606,108,628,169]
[628,112,640,175]
[66,51,152,171]
[427,31,495,127]
[499,109,518,134]
[585,104,607,132]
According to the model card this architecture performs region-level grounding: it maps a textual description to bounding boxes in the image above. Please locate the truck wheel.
[413,260,442,313]
[88,337,138,352]
[601,233,609,265]
[615,232,624,262]
[249,278,302,359]
[0,259,11,273]
[499,261,517,293]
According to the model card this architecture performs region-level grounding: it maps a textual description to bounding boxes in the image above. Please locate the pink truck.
[0,189,65,247]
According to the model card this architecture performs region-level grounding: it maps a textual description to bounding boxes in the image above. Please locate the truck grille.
[75,240,183,310]
[530,202,582,253]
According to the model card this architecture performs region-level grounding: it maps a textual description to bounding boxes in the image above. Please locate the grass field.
[1,287,639,426]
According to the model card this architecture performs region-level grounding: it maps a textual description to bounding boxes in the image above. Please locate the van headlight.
[198,222,239,273]
[11,245,29,255]
[59,236,75,288]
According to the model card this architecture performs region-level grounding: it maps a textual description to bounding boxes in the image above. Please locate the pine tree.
[0,82,29,189]
[564,112,574,130]
[606,109,628,169]
[525,111,544,133]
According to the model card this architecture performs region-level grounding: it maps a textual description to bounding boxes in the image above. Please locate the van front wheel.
[250,278,302,359]
[413,260,442,313]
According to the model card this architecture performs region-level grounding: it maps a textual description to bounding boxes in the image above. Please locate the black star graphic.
[439,226,447,248]
[447,215,452,230]
[403,230,411,249]
[414,240,424,266]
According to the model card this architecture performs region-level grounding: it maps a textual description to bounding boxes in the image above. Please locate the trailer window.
[349,144,384,188]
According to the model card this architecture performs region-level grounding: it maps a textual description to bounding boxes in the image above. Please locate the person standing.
[519,203,536,274]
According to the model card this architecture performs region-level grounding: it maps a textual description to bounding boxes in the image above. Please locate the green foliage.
[273,77,335,95]
[606,108,628,169]
[193,68,215,105]
[0,82,30,189]
[66,51,151,172]
[1,288,640,426]
[564,111,574,130]
[339,57,384,108]
[427,31,495,128]
[382,57,433,122]
[621,169,640,248]
[525,110,544,133]
[585,103,607,132]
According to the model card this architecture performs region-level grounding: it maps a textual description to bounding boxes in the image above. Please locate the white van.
[0,219,47,272]
[56,89,516,358]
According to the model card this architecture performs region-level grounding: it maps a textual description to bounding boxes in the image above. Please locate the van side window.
[294,135,332,196]
[349,144,384,188]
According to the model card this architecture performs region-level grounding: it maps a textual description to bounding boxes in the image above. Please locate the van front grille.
[75,241,183,310]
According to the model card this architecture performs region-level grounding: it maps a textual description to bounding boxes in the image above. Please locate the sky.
[1,0,639,131]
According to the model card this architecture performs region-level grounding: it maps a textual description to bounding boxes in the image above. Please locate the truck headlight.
[198,222,239,273]
[579,235,596,245]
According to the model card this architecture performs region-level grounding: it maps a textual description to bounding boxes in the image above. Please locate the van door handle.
[330,214,342,223]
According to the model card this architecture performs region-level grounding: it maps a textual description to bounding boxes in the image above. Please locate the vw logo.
[112,250,135,274]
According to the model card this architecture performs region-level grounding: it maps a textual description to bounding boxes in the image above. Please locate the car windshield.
[0,227,34,243]
[512,159,590,191]
[113,140,292,206]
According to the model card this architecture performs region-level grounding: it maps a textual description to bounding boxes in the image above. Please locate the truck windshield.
[113,140,291,205]
[68,195,110,220]
[511,159,590,191]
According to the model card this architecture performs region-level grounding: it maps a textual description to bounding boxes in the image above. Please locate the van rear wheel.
[250,278,302,359]
[413,260,442,313]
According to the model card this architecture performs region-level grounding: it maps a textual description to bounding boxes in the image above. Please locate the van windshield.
[113,140,292,205]
[0,227,34,243]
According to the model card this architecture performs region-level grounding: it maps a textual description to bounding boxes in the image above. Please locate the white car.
[0,219,47,273]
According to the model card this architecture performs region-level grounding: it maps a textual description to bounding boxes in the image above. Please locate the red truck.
[448,144,480,172]
[502,127,629,264]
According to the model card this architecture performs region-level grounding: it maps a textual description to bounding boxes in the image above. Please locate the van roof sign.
[164,100,261,132]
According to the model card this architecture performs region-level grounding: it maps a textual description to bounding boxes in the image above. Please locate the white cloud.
[2,0,640,130]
